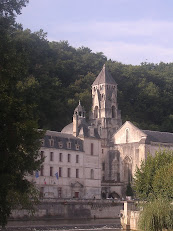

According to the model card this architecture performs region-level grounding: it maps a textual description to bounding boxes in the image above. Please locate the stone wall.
[10,199,123,220]
[120,201,140,230]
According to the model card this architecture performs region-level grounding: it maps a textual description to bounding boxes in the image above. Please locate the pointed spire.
[79,100,81,105]
[92,64,116,86]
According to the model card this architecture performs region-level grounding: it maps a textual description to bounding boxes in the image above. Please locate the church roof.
[142,130,173,144]
[92,64,117,86]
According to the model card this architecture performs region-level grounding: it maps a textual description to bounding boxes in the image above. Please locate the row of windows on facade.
[40,151,80,163]
[38,167,95,179]
[41,139,80,150]
[93,85,116,91]
[94,105,116,119]
[40,143,95,160]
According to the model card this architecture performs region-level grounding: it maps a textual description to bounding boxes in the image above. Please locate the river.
[4,218,123,231]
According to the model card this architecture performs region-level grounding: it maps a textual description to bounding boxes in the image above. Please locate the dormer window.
[76,144,80,150]
[58,141,63,148]
[49,139,54,147]
[67,142,71,149]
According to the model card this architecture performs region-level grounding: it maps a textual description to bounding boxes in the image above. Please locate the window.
[91,169,94,179]
[68,154,71,162]
[67,142,71,149]
[40,165,44,176]
[112,106,116,118]
[102,149,104,154]
[59,153,62,162]
[50,139,54,147]
[91,143,94,155]
[58,141,63,148]
[40,151,44,160]
[76,144,80,150]
[126,128,129,143]
[59,167,62,177]
[76,155,79,163]
[76,169,79,178]
[50,167,53,176]
[50,152,54,161]
[94,106,98,118]
[67,168,71,177]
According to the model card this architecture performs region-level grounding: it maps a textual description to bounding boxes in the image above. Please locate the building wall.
[28,133,102,200]
[83,138,102,199]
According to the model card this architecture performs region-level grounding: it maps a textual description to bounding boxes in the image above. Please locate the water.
[5,218,122,231]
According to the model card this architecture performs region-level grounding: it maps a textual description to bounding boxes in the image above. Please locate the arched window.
[94,106,98,118]
[112,106,116,118]
[123,156,132,183]
[91,169,94,179]
[126,128,129,143]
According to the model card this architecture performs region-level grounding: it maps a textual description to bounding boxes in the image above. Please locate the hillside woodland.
[2,24,173,133]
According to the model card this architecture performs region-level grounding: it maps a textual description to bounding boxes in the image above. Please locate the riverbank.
[2,218,121,231]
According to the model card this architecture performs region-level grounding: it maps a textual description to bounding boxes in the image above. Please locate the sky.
[16,0,173,65]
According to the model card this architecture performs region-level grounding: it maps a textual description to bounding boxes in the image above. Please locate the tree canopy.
[133,150,173,200]
[133,150,173,231]
[0,0,44,227]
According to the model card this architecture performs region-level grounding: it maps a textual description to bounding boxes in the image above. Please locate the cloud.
[47,19,173,64]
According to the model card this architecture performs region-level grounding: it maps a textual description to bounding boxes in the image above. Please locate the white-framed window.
[76,155,79,163]
[50,152,54,161]
[68,154,71,162]
[67,168,71,178]
[67,142,71,149]
[76,169,79,178]
[59,153,63,162]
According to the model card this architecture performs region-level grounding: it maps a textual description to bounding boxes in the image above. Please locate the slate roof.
[142,130,173,144]
[92,64,117,85]
[42,130,83,151]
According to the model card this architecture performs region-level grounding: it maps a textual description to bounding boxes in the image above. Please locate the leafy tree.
[0,0,44,228]
[138,197,173,231]
[133,150,173,200]
[126,183,134,197]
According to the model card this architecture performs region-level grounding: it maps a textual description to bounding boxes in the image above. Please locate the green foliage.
[133,150,173,200]
[153,162,173,200]
[0,0,44,227]
[138,197,173,231]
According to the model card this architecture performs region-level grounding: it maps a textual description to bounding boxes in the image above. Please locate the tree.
[133,150,173,230]
[138,197,173,231]
[0,0,44,228]
[133,150,173,200]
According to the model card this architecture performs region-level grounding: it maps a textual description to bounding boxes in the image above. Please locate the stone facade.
[32,64,173,199]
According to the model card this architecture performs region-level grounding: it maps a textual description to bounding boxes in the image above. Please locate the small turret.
[73,101,86,137]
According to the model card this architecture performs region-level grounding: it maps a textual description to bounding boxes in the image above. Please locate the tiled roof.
[142,130,173,144]
[92,64,116,85]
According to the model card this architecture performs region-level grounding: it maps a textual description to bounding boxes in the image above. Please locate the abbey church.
[30,65,173,199]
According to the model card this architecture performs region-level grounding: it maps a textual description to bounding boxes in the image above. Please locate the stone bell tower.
[73,101,86,137]
[89,64,122,144]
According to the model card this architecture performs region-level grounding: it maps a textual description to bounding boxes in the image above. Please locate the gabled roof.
[142,130,173,144]
[92,64,117,85]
